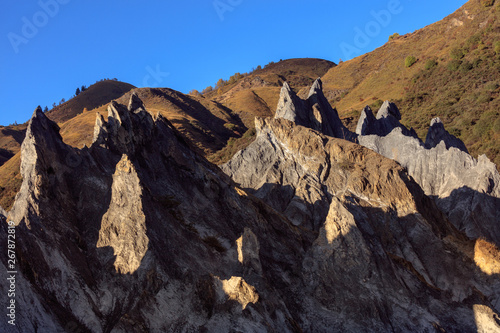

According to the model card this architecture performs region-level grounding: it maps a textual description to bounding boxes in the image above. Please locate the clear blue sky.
[1,0,467,126]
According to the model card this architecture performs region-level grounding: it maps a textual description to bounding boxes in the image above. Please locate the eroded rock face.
[358,111,500,246]
[1,92,499,332]
[356,101,418,138]
[0,95,306,332]
[221,116,500,332]
[221,81,500,331]
[425,117,469,152]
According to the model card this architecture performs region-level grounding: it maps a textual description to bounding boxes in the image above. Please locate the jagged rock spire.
[376,101,402,120]
[128,92,146,112]
[92,113,107,146]
[357,101,417,138]
[274,79,356,142]
[274,82,307,124]
[92,95,155,154]
[425,117,468,153]
[355,106,376,135]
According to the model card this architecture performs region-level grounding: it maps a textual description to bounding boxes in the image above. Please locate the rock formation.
[356,103,500,246]
[425,117,469,152]
[221,82,500,331]
[1,90,499,332]
[275,78,356,141]
[356,101,418,138]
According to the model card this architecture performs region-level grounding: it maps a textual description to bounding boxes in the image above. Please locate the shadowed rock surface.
[425,117,469,153]
[1,93,499,332]
[221,85,500,331]
[357,107,500,246]
[356,101,418,138]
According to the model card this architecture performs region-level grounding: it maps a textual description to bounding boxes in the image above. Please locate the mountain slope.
[46,80,135,124]
[204,58,336,127]
[322,0,500,166]
[2,94,500,332]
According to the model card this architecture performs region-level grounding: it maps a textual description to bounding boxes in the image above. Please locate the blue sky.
[1,0,467,126]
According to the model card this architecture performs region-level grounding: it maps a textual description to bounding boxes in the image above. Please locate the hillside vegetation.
[322,0,500,165]
[46,80,135,123]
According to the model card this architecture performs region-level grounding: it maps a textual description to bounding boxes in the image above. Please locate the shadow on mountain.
[246,180,500,332]
[0,148,14,166]
[1,127,27,145]
[432,186,500,248]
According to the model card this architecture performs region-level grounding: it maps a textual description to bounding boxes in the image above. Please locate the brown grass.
[322,0,500,168]
[474,237,500,275]
[0,153,22,210]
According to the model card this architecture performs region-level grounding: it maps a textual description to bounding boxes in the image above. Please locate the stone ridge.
[356,101,418,138]
[221,114,500,332]
[357,106,500,245]
[2,92,500,332]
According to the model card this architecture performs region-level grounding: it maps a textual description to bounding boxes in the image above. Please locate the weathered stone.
[2,95,499,333]
[274,79,357,142]
[222,115,500,332]
[128,91,146,112]
[355,106,376,135]
[358,116,500,246]
[425,117,469,152]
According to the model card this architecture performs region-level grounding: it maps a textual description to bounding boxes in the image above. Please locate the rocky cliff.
[356,102,500,247]
[1,90,499,332]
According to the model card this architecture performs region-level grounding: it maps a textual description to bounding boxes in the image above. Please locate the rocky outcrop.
[1,95,305,332]
[357,106,500,246]
[425,117,469,152]
[356,101,418,138]
[275,78,356,141]
[2,92,500,332]
[221,115,500,332]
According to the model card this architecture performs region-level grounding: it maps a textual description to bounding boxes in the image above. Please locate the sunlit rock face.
[0,90,499,332]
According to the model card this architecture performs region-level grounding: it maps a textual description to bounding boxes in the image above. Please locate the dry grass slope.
[322,0,500,167]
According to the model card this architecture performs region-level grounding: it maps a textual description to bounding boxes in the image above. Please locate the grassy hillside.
[60,87,245,156]
[46,80,135,123]
[0,124,27,165]
[204,58,336,127]
[322,0,500,165]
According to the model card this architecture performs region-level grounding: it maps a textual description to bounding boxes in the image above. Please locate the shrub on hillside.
[465,34,482,51]
[485,82,499,91]
[202,86,213,94]
[224,123,237,131]
[495,41,500,54]
[450,47,465,60]
[459,60,473,72]
[481,0,495,7]
[424,59,438,70]
[472,58,483,68]
[447,60,461,71]
[405,56,417,68]
[389,33,400,41]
